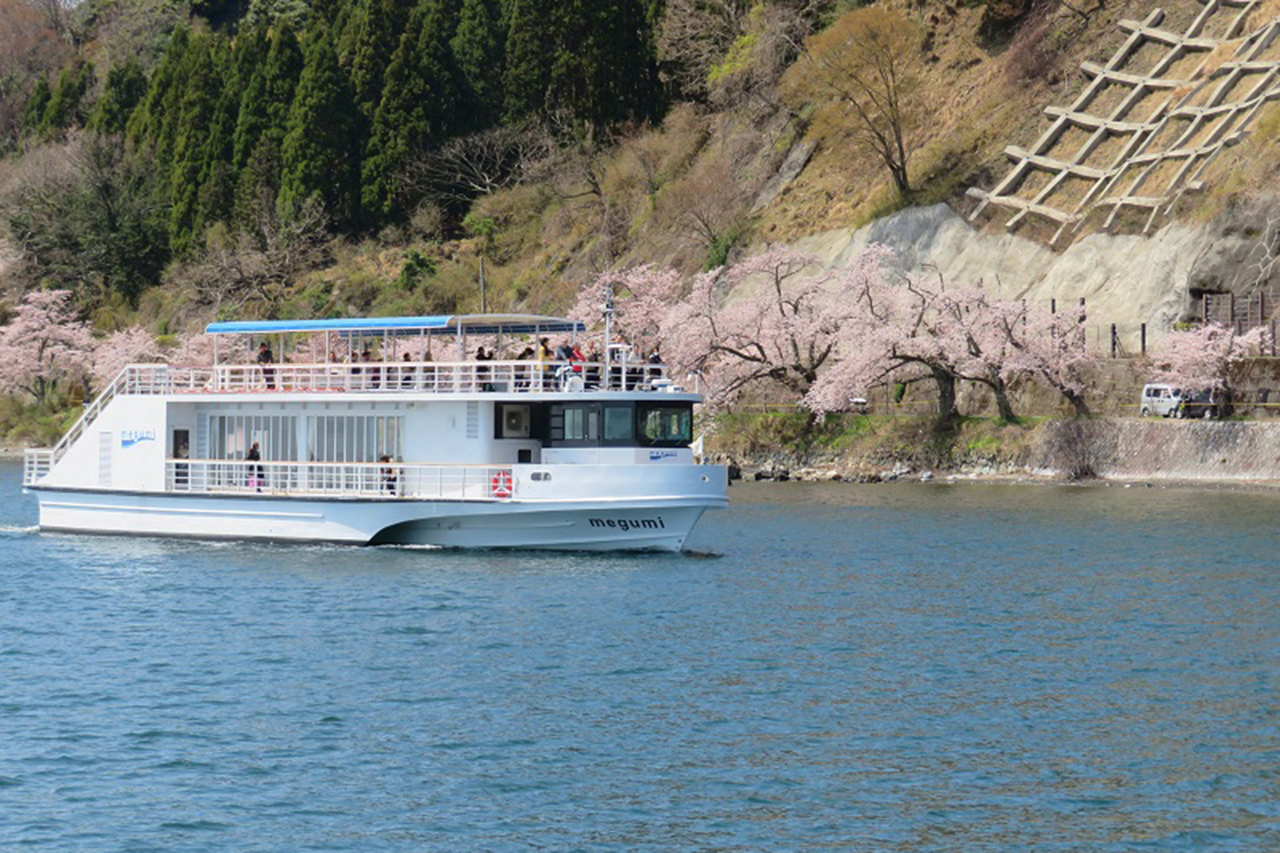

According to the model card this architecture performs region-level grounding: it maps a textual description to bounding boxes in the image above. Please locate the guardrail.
[164,459,516,501]
[50,368,132,464]
[23,449,52,486]
[118,360,670,396]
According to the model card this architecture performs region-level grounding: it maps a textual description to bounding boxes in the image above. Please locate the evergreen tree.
[127,26,191,147]
[581,0,659,128]
[346,0,413,122]
[194,36,243,237]
[89,59,148,135]
[231,23,303,216]
[502,0,658,131]
[166,34,223,255]
[39,61,95,137]
[279,28,360,227]
[452,0,504,130]
[502,0,553,122]
[362,0,462,221]
[22,78,51,135]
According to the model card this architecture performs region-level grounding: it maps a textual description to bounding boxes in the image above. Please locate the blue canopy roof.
[205,314,585,337]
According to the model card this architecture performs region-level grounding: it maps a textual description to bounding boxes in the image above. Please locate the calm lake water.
[1,461,1277,852]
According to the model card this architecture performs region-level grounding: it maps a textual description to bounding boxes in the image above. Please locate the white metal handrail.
[165,458,517,501]
[105,360,671,397]
[50,367,137,464]
[23,448,53,486]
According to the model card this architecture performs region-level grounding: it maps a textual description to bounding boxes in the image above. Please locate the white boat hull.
[31,489,717,552]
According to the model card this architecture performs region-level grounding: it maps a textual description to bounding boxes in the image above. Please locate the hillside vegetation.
[3,0,1280,441]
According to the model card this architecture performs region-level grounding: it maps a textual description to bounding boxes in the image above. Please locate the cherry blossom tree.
[168,330,221,363]
[91,326,163,387]
[569,265,682,358]
[1147,322,1265,396]
[1004,302,1097,416]
[657,247,852,410]
[0,289,93,405]
[805,254,1001,421]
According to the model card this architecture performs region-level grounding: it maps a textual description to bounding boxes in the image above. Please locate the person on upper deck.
[257,342,275,389]
[400,352,415,389]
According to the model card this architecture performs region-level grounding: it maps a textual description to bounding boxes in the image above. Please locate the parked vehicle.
[1178,389,1221,419]
[1140,384,1183,417]
[1140,384,1222,419]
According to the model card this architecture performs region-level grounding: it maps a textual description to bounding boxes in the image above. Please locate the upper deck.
[118,358,675,397]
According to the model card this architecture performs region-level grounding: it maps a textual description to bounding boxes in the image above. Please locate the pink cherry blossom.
[0,290,94,405]
[1148,322,1265,394]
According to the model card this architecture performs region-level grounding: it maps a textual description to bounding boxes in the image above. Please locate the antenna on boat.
[603,283,614,390]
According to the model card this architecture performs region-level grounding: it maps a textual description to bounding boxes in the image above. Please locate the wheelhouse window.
[545,401,692,448]
[637,403,693,447]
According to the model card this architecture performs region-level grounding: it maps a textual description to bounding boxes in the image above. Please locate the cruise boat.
[21,315,728,551]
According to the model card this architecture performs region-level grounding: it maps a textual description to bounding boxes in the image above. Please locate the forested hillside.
[7,0,1280,443]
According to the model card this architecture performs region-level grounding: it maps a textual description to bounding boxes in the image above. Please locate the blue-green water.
[2,462,1277,852]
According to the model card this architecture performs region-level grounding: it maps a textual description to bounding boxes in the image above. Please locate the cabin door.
[173,429,190,489]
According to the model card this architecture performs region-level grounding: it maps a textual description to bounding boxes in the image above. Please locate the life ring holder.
[491,470,514,499]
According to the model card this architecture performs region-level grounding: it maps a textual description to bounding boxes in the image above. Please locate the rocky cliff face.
[781,200,1280,352]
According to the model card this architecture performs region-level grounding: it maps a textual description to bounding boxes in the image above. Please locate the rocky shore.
[714,418,1280,488]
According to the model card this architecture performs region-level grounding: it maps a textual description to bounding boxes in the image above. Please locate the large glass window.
[546,401,692,448]
[637,403,693,447]
[603,405,634,441]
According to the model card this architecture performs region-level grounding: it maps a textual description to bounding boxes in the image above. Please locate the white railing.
[23,448,53,486]
[108,360,671,397]
[165,458,516,501]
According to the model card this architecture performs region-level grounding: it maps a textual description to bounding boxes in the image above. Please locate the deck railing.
[23,449,53,486]
[120,360,670,396]
[164,458,517,501]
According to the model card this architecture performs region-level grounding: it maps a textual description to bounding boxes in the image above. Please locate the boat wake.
[0,524,39,536]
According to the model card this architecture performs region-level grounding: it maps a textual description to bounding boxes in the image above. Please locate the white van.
[1140,384,1183,417]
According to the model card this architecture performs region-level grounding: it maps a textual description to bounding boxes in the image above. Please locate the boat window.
[304,415,403,462]
[207,414,299,460]
[603,405,634,441]
[636,403,693,447]
[563,406,599,442]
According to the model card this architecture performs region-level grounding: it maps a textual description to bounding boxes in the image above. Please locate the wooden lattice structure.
[969,1,1280,247]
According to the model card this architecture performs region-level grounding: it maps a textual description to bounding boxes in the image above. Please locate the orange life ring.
[491,470,513,499]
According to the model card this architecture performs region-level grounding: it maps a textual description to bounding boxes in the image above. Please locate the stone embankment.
[727,419,1280,487]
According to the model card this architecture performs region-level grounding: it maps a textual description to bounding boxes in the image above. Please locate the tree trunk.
[991,378,1016,422]
[932,366,957,423]
[1066,390,1090,417]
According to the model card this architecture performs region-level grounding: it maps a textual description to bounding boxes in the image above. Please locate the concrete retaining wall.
[1038,419,1280,482]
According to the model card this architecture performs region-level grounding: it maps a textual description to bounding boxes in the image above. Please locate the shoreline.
[734,463,1280,493]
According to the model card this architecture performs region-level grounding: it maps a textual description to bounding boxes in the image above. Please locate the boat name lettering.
[648,450,678,461]
[121,429,157,448]
[588,517,665,531]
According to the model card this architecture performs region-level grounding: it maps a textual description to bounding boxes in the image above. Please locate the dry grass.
[1137,155,1191,196]
[1244,0,1280,34]
[1125,41,1169,78]
[1123,88,1170,124]
[1164,49,1212,83]
[1081,130,1135,169]
[1082,81,1131,118]
[1253,31,1280,62]
[1013,167,1056,200]
[1185,112,1235,149]
[1047,126,1092,161]
[1043,174,1100,211]
[1158,3,1207,39]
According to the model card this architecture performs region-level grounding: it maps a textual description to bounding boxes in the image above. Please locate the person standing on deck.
[257,342,275,389]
